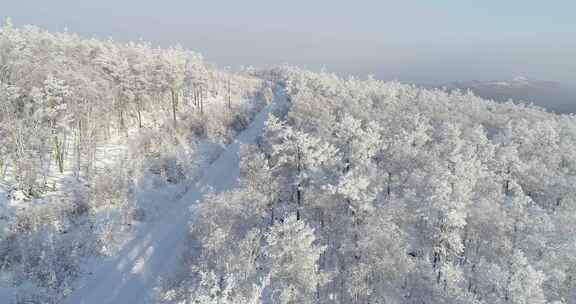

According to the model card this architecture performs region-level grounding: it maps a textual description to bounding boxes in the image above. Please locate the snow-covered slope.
[441,77,576,114]
[63,91,284,304]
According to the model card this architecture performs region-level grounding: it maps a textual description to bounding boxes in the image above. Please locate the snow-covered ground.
[62,91,284,304]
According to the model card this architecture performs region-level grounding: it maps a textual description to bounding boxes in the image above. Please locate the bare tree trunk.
[0,156,6,181]
[504,166,511,194]
[75,118,82,178]
[171,89,178,129]
[296,146,302,221]
[193,87,198,108]
[136,97,143,129]
[270,204,275,226]
[54,135,64,174]
[227,78,231,110]
[200,86,204,115]
[118,108,125,135]
[387,172,392,197]
[296,184,302,221]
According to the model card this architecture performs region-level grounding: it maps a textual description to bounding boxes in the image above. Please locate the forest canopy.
[0,22,575,304]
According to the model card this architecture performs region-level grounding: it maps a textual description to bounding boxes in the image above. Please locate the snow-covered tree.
[264,215,328,304]
[265,115,339,220]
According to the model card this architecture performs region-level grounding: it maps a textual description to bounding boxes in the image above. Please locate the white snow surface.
[63,92,284,304]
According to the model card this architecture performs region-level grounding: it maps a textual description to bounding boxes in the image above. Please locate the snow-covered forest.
[0,21,269,303]
[1,23,576,304]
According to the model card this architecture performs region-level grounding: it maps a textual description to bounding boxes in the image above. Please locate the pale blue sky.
[2,0,575,83]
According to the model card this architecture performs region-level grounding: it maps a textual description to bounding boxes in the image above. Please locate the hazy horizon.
[2,0,576,84]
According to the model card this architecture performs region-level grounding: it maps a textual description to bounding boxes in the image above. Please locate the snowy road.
[64,92,283,304]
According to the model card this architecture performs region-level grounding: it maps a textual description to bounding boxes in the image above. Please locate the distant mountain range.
[432,77,576,114]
